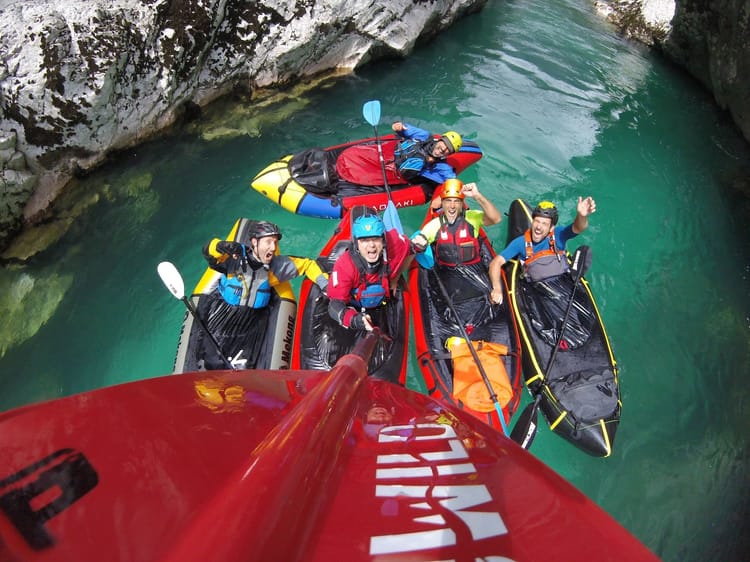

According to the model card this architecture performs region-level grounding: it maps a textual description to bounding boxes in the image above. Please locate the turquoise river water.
[1,1,748,560]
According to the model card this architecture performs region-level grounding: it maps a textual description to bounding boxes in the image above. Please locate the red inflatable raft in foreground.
[0,332,657,561]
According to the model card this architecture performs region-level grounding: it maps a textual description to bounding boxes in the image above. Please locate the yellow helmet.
[441,178,465,200]
[532,201,559,225]
[440,131,462,153]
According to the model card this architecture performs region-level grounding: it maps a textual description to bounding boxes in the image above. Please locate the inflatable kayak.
[172,217,296,373]
[408,204,523,432]
[0,331,659,562]
[291,207,409,384]
[505,199,621,456]
[250,134,483,219]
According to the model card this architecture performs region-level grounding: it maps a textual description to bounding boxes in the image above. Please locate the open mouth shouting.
[357,236,384,264]
[254,236,279,265]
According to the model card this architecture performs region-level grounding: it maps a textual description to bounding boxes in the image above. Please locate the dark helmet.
[251,221,282,241]
[532,201,558,225]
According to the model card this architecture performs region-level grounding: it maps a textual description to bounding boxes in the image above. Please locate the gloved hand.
[349,312,373,331]
[217,241,245,256]
[410,232,428,253]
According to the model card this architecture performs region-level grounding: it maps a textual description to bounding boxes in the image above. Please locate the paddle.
[509,245,593,448]
[362,100,403,234]
[157,261,236,370]
[430,269,510,436]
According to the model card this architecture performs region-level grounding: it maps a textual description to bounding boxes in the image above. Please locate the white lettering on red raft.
[369,423,515,560]
[374,200,414,210]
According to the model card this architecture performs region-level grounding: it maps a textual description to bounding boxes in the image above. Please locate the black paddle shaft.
[183,296,235,370]
[431,270,501,405]
[544,245,592,374]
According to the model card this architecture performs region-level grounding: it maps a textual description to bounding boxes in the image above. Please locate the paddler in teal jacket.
[199,220,327,369]
[203,221,328,308]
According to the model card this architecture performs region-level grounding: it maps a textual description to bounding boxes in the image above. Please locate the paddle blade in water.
[510,395,541,449]
[157,261,185,300]
[362,100,381,127]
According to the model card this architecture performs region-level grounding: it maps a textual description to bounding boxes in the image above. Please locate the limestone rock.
[0,0,486,252]
[597,0,749,143]
[663,0,750,141]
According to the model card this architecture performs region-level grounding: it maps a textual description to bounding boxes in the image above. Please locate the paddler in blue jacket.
[391,121,462,197]
[488,196,597,305]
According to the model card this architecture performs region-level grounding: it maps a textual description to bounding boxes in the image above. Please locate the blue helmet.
[352,214,385,240]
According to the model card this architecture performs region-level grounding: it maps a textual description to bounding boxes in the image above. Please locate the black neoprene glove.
[349,313,369,331]
[217,241,244,256]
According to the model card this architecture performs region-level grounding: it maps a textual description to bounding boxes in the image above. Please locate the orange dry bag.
[448,339,512,412]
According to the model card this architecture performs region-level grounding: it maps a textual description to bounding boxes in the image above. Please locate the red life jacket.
[523,228,569,282]
[434,217,481,267]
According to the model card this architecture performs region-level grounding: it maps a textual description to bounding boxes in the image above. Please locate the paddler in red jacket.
[328,209,427,331]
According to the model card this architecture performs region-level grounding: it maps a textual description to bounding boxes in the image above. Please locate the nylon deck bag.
[449,339,512,412]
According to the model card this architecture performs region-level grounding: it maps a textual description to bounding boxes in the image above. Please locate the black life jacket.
[393,139,433,181]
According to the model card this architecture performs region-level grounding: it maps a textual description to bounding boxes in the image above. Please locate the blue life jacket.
[218,272,271,308]
[218,275,243,305]
[352,282,388,309]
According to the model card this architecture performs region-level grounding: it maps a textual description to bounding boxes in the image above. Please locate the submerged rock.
[0,268,73,358]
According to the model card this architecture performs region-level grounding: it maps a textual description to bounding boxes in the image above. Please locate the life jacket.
[523,228,570,282]
[434,216,481,267]
[217,264,272,308]
[349,246,391,310]
[393,138,431,181]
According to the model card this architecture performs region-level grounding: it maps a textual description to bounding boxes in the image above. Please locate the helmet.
[532,201,559,225]
[440,131,462,154]
[251,221,282,241]
[440,178,465,200]
[352,214,385,240]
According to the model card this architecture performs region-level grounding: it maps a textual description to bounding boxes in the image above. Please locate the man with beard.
[418,178,501,267]
[414,178,502,334]
[488,196,597,304]
[199,220,328,369]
